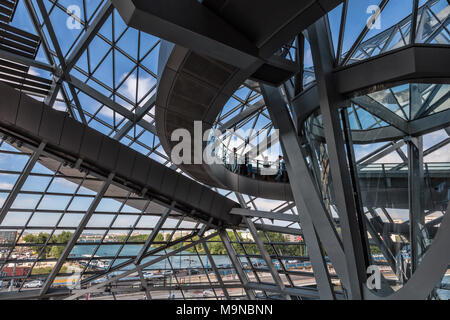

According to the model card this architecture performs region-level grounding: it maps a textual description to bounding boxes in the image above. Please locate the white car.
[23,280,43,288]
[92,277,107,284]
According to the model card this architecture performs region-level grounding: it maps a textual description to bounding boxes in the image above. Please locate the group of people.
[224,148,287,182]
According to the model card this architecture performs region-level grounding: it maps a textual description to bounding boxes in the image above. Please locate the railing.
[0,58,52,96]
[211,134,450,184]
[0,21,40,59]
[217,140,450,184]
[214,143,288,182]
[0,0,18,24]
[0,20,50,96]
[357,162,450,173]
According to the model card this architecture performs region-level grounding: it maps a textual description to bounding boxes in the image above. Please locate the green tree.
[23,233,52,257]
[49,231,73,259]
[23,232,73,259]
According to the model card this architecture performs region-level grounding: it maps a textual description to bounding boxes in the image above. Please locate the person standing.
[275,156,286,182]
[228,148,238,173]
[244,152,254,178]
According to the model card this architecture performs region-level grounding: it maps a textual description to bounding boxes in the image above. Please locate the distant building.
[285,234,303,243]
[1,266,31,277]
[0,231,17,244]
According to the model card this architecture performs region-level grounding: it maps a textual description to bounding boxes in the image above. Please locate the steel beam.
[231,208,301,223]
[134,204,173,265]
[35,0,87,124]
[252,223,303,237]
[218,229,256,300]
[113,95,157,140]
[201,240,231,300]
[137,268,152,300]
[309,17,369,299]
[219,99,265,131]
[245,218,291,299]
[261,84,339,300]
[351,96,409,134]
[359,141,406,165]
[0,142,45,224]
[407,137,425,275]
[23,0,76,120]
[69,75,158,136]
[46,1,114,108]
[65,1,114,71]
[66,232,218,300]
[40,173,115,296]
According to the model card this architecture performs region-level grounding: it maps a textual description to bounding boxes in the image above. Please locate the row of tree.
[116,233,167,248]
[23,231,73,259]
[183,231,309,257]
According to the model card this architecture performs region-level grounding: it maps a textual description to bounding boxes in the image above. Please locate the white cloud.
[28,67,40,77]
[53,101,67,112]
[251,198,285,212]
[425,143,450,162]
[0,182,13,189]
[121,74,156,102]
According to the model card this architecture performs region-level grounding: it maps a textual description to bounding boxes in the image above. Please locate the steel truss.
[0,0,448,301]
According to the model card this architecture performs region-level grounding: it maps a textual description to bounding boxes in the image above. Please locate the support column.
[407,136,425,275]
[308,17,369,299]
[261,84,339,300]
[294,34,305,96]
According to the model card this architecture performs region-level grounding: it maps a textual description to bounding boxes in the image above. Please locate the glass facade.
[0,0,448,301]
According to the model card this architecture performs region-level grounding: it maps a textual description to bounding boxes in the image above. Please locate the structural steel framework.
[0,0,448,300]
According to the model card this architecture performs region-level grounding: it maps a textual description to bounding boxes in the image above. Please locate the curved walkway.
[156,42,296,200]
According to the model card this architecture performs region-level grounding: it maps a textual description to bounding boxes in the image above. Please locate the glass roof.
[0,0,448,300]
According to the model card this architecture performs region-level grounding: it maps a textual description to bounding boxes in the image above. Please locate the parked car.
[23,280,43,288]
[186,269,199,275]
[92,277,107,284]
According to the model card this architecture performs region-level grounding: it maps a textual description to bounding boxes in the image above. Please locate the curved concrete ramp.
[156,42,295,200]
[156,43,252,189]
[0,82,242,227]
